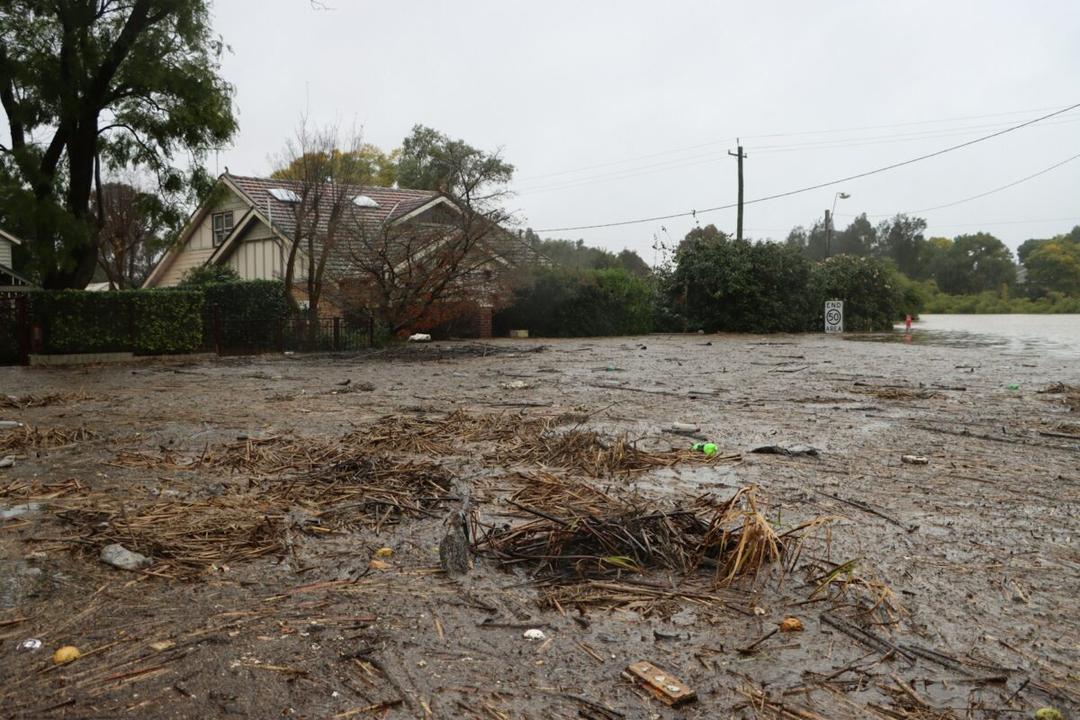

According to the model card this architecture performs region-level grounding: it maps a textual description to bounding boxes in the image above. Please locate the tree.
[94,181,168,288]
[873,215,927,277]
[272,144,399,187]
[0,1,236,288]
[275,122,370,343]
[833,213,876,257]
[936,233,1016,295]
[343,129,518,334]
[397,125,514,198]
[1024,227,1080,296]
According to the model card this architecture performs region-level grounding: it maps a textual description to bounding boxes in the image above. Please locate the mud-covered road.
[1,334,1077,719]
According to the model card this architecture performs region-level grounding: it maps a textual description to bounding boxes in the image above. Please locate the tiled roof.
[224,174,441,241]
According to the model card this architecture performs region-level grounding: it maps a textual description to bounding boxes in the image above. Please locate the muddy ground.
[0,334,1077,719]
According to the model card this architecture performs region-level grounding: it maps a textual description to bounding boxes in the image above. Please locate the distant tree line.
[786,213,1080,300]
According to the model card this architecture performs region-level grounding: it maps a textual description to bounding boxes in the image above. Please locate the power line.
[515,102,1070,184]
[514,115,1080,197]
[834,151,1080,219]
[533,101,1080,233]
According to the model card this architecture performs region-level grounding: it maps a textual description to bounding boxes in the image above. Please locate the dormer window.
[268,188,300,203]
[212,211,234,246]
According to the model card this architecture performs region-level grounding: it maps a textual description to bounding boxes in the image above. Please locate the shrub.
[669,231,815,332]
[178,264,241,287]
[201,280,288,350]
[496,267,652,337]
[30,289,203,355]
[809,255,907,331]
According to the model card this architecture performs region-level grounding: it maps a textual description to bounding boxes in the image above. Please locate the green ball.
[703,443,718,456]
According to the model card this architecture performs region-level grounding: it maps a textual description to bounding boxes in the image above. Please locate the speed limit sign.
[824,300,843,333]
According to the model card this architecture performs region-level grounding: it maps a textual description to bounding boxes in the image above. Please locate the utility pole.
[728,140,747,242]
[824,209,832,257]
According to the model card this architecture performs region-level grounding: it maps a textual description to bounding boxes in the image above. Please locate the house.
[144,173,533,336]
[0,229,35,293]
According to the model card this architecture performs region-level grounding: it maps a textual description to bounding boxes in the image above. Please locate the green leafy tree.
[833,213,876,257]
[933,232,1016,295]
[397,125,514,203]
[523,231,651,277]
[271,144,399,187]
[1024,228,1080,297]
[0,0,236,288]
[873,215,927,277]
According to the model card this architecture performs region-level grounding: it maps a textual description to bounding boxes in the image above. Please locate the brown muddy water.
[0,335,1077,719]
[848,313,1080,358]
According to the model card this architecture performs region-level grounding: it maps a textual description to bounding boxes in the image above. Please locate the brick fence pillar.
[478,305,493,339]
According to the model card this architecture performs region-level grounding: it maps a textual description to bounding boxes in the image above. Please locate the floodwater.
[847,313,1080,357]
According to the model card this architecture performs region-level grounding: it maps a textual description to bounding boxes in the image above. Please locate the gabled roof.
[224,174,445,242]
[0,229,24,246]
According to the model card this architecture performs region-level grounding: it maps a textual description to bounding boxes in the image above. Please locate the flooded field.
[0,335,1077,719]
[848,313,1080,358]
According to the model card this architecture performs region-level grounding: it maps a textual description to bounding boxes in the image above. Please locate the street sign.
[824,300,843,333]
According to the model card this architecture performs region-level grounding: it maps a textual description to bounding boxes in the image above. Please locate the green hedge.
[30,289,204,355]
[496,267,653,337]
[201,280,288,350]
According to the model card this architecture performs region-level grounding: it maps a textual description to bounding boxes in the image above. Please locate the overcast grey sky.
[212,0,1080,260]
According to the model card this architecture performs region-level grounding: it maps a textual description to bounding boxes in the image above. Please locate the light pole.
[825,192,850,257]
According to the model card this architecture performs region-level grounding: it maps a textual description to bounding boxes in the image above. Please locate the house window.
[212,211,234,246]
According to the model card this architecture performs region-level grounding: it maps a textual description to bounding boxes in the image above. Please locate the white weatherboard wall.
[156,192,249,287]
[0,238,11,268]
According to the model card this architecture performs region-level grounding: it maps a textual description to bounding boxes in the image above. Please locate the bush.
[496,267,652,337]
[668,231,815,332]
[809,255,908,331]
[201,280,288,350]
[30,289,203,354]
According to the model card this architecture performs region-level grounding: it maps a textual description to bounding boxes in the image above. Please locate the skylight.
[352,195,380,208]
[268,188,300,203]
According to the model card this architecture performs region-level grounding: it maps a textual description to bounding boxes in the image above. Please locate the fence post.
[367,315,375,348]
[333,316,341,351]
[212,305,222,355]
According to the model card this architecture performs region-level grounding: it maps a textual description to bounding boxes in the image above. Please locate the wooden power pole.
[728,141,747,241]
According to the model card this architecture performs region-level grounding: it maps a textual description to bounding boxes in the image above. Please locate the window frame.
[212,211,235,247]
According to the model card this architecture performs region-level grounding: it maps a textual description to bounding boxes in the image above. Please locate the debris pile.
[474,486,788,583]
[497,428,739,476]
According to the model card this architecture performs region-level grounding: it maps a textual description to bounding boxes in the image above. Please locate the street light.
[826,192,851,257]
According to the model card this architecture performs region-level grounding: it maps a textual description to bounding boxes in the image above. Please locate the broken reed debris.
[496,428,740,477]
[850,385,942,401]
[474,486,798,586]
[57,455,455,575]
[0,392,89,410]
[0,425,95,453]
[1039,382,1080,412]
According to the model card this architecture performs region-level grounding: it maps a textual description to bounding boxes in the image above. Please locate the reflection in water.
[843,314,1080,358]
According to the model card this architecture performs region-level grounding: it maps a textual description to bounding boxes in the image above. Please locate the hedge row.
[30,289,204,355]
[27,280,289,355]
[495,267,653,337]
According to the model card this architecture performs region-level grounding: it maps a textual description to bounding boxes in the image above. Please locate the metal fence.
[204,308,377,355]
[0,294,29,365]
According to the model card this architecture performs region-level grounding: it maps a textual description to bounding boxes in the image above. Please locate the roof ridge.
[223,172,439,197]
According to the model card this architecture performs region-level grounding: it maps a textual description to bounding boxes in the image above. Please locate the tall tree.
[934,233,1016,294]
[275,122,370,342]
[344,129,519,333]
[0,1,236,288]
[397,125,513,199]
[833,213,876,257]
[95,181,167,288]
[272,144,399,187]
[1024,226,1080,296]
[873,214,927,277]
